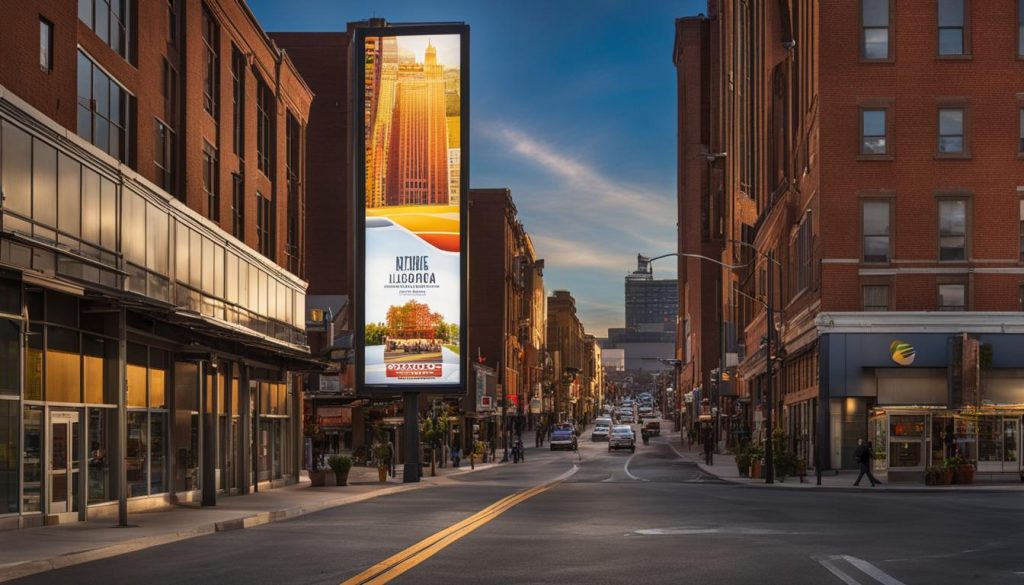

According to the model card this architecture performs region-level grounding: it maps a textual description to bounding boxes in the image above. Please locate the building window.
[76,50,130,163]
[201,5,219,117]
[39,18,53,73]
[231,46,245,156]
[939,283,966,310]
[938,0,966,56]
[256,77,272,175]
[1020,0,1024,56]
[939,199,967,260]
[861,109,887,154]
[1019,108,1024,154]
[938,108,965,154]
[1019,200,1024,262]
[862,0,890,60]
[256,192,273,257]
[78,0,129,59]
[162,59,178,124]
[154,119,174,195]
[863,285,889,311]
[167,0,177,45]
[285,113,301,274]
[231,173,244,239]
[795,214,812,292]
[203,141,219,222]
[862,200,890,262]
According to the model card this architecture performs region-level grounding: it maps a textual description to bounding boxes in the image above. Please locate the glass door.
[48,410,80,519]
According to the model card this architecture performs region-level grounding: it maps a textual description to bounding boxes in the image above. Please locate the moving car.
[591,423,610,441]
[643,420,661,436]
[608,425,636,452]
[550,425,578,451]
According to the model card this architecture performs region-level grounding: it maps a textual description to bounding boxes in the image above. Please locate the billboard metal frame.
[352,22,469,396]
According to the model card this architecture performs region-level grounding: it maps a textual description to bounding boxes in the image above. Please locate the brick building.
[678,0,1024,479]
[467,188,546,452]
[548,290,586,423]
[0,0,312,527]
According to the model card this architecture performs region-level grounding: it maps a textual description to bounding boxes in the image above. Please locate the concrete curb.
[0,462,504,583]
[658,434,1024,494]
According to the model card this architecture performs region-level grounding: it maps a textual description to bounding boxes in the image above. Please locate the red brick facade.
[0,0,312,277]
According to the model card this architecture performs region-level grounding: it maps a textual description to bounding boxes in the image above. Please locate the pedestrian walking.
[535,425,543,448]
[853,438,882,487]
[451,445,461,468]
[385,438,395,478]
[702,426,714,465]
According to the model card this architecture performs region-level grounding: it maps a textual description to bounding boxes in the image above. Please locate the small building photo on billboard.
[361,31,464,387]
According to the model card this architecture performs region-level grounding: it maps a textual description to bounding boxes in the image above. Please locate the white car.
[608,425,636,452]
[591,424,611,441]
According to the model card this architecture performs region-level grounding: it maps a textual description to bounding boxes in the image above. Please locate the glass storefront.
[174,362,200,494]
[87,407,114,504]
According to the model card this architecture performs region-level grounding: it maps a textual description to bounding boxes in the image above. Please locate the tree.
[420,414,449,477]
[386,300,443,339]
[365,322,387,346]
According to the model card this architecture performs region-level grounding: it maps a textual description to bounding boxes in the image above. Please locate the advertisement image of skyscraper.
[362,33,463,388]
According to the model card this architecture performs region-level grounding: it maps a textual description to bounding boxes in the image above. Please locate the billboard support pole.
[403,392,421,483]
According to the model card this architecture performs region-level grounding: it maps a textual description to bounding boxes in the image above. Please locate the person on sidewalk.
[451,445,461,468]
[853,438,882,487]
[536,425,544,448]
[385,438,396,478]
[702,426,714,465]
[516,435,525,463]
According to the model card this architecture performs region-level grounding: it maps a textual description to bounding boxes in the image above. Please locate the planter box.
[309,470,328,487]
[334,470,350,487]
[378,467,389,482]
[954,464,975,485]
[749,460,763,479]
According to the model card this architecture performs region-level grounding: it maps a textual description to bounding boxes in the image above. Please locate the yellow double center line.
[341,479,563,585]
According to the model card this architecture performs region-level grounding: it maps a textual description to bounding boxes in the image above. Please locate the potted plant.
[945,455,975,484]
[328,454,353,487]
[748,445,764,479]
[925,465,944,486]
[734,445,752,478]
[308,455,328,487]
[373,442,392,482]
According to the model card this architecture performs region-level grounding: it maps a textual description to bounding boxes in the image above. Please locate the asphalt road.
[14,423,1024,585]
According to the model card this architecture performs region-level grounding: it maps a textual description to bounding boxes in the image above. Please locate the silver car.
[608,425,636,452]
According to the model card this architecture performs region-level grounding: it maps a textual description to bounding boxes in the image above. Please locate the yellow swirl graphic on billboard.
[890,340,916,366]
[367,205,460,252]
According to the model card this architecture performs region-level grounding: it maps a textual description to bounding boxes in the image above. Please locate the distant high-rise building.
[625,254,677,332]
[386,41,450,206]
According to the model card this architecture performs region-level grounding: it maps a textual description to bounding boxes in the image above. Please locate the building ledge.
[816,312,1024,334]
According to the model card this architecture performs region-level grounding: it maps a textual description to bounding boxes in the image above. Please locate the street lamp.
[729,239,783,485]
[647,250,780,484]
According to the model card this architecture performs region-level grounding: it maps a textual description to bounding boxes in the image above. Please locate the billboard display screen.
[356,25,468,392]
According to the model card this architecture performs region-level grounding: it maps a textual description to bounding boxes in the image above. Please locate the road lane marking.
[815,555,906,585]
[817,557,864,585]
[341,466,577,585]
[623,452,647,481]
[841,556,906,585]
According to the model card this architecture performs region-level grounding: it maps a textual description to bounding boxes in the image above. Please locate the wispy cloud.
[490,125,676,231]
[530,234,631,274]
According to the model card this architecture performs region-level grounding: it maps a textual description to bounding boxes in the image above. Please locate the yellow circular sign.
[890,340,916,366]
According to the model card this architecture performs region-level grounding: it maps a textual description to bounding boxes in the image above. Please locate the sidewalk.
[0,458,506,583]
[662,434,1024,493]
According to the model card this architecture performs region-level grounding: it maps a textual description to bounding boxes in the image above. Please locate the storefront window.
[150,412,167,494]
[954,416,977,462]
[87,407,114,504]
[23,406,41,513]
[25,325,42,401]
[889,415,926,468]
[0,400,19,514]
[126,411,148,497]
[0,320,19,397]
[977,416,1018,471]
[174,362,199,492]
[46,327,81,403]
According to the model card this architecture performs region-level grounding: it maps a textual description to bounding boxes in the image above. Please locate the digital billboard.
[356,24,468,392]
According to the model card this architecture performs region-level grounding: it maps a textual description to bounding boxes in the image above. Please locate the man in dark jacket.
[853,438,882,487]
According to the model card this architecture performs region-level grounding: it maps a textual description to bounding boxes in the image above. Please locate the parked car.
[550,425,578,451]
[643,420,661,436]
[608,425,636,452]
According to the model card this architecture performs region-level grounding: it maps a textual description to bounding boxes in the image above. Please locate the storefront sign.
[890,340,916,366]
[319,376,341,394]
[356,24,469,394]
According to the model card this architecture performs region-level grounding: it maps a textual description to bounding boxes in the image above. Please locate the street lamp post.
[649,250,780,484]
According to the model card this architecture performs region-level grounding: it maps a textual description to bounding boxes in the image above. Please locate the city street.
[10,424,1024,585]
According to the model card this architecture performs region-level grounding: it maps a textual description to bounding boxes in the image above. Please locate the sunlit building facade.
[0,0,312,528]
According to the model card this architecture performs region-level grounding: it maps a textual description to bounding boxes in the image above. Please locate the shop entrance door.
[47,411,80,521]
[977,416,1019,473]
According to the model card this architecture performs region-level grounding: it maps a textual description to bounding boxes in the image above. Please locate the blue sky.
[248,0,705,336]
